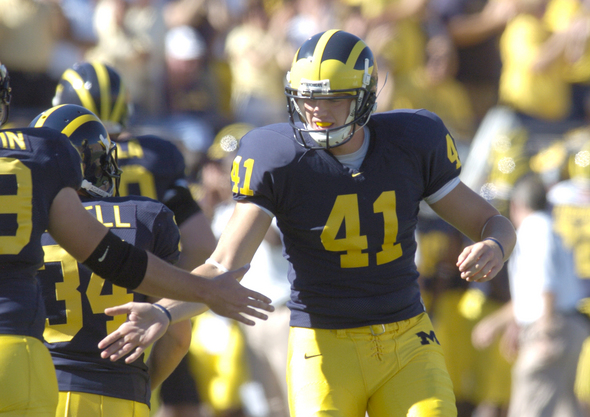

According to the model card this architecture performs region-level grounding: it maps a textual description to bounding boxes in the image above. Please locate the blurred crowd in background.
[4,0,590,416]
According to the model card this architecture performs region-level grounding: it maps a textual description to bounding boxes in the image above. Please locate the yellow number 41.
[321,191,402,268]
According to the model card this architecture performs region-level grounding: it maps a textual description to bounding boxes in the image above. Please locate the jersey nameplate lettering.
[0,131,29,151]
[84,204,136,229]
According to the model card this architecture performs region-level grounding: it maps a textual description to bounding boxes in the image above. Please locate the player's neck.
[328,125,364,156]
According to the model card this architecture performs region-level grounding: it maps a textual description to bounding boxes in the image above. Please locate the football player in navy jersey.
[52,61,216,272]
[0,64,272,417]
[32,103,192,417]
[99,30,517,417]
[52,61,217,416]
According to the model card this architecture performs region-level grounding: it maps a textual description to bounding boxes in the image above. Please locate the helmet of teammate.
[30,104,122,197]
[0,64,12,126]
[52,61,130,135]
[285,29,378,149]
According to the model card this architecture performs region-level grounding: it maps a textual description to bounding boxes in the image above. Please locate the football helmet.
[30,104,122,197]
[285,30,378,149]
[52,61,130,135]
[0,64,12,126]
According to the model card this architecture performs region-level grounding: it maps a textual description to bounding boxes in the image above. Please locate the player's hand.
[99,302,169,363]
[202,266,275,325]
[456,239,504,282]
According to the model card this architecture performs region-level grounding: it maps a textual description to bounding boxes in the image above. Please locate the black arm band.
[162,185,200,226]
[83,230,148,290]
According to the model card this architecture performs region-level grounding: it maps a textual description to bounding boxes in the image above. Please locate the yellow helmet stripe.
[346,41,369,69]
[92,62,111,122]
[61,114,100,137]
[313,30,340,76]
[110,79,127,125]
[61,69,98,115]
[32,104,67,127]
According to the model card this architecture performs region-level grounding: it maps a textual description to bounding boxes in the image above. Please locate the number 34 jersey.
[0,127,82,339]
[38,195,180,406]
[232,109,462,329]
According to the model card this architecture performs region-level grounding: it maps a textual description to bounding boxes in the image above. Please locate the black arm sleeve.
[83,230,148,290]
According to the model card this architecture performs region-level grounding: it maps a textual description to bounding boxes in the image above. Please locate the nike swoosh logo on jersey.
[98,246,110,262]
[352,172,362,177]
[304,353,322,359]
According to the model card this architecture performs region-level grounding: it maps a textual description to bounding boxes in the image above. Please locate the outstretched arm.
[99,201,275,362]
[48,187,273,322]
[100,301,172,363]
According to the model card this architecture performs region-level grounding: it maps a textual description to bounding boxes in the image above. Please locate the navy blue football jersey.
[38,195,180,406]
[232,109,462,329]
[0,127,82,339]
[115,135,200,225]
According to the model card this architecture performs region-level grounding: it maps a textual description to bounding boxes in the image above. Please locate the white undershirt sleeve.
[423,177,460,205]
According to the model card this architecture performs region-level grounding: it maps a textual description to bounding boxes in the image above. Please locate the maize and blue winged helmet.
[30,104,122,197]
[285,30,378,149]
[53,61,130,135]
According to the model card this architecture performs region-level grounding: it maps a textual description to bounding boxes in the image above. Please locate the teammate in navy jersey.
[0,63,272,416]
[99,30,517,417]
[52,61,216,272]
[0,66,83,417]
[52,61,216,415]
[32,103,191,416]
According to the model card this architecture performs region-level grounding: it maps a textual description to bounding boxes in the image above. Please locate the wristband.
[205,258,229,273]
[484,237,505,260]
[153,303,172,324]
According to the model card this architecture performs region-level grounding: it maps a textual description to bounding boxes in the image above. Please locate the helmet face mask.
[290,90,365,148]
[285,30,378,150]
[52,61,130,136]
[79,135,121,197]
[0,64,12,126]
[30,104,122,197]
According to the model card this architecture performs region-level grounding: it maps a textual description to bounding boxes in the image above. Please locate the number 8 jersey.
[0,127,82,339]
[232,109,462,329]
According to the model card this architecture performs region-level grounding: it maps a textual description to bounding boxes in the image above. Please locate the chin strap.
[81,179,114,198]
[306,100,358,148]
